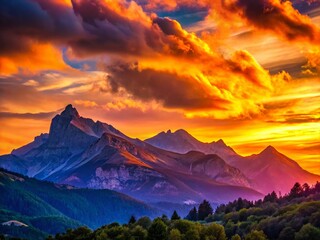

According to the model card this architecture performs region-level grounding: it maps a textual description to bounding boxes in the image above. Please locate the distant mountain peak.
[158,129,194,138]
[215,139,227,146]
[163,129,190,135]
[261,145,279,155]
[61,104,80,118]
[266,145,275,149]
[174,129,189,135]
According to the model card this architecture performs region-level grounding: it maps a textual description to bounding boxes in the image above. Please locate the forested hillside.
[206,182,320,240]
[8,182,317,240]
[0,169,158,239]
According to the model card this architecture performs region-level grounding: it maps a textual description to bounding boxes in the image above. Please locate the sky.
[0,0,319,174]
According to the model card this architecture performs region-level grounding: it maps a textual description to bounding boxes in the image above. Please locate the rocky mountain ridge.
[0,105,318,204]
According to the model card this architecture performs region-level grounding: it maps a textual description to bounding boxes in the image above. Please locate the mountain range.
[0,105,318,205]
[145,129,319,195]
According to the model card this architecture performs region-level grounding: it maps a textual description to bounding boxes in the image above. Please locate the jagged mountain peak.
[161,129,192,136]
[49,105,128,141]
[60,104,80,118]
[145,129,201,153]
[166,129,198,140]
[145,129,239,159]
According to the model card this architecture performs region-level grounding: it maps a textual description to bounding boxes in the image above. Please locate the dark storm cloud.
[0,0,212,58]
[107,62,229,110]
[0,0,81,55]
[153,17,184,36]
[223,0,320,43]
[292,0,320,15]
[69,0,151,56]
[70,0,210,57]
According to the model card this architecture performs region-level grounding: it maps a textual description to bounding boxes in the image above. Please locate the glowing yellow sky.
[0,0,319,174]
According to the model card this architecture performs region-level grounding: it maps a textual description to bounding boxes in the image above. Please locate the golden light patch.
[0,43,69,76]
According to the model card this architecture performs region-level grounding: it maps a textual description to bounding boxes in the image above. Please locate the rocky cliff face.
[189,153,251,187]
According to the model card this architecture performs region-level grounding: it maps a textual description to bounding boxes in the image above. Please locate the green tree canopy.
[131,225,147,240]
[245,230,267,240]
[136,216,152,229]
[278,226,295,240]
[231,234,241,240]
[168,229,182,240]
[147,219,167,240]
[295,224,320,240]
[184,228,200,240]
[201,223,227,240]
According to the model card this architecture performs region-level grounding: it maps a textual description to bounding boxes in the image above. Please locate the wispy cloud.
[0,111,58,120]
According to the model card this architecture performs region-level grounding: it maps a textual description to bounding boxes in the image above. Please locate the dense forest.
[205,182,320,239]
[2,181,319,240]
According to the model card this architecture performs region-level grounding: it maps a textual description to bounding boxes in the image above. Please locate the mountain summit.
[61,104,80,118]
[260,145,278,155]
[145,129,201,154]
[145,129,237,160]
[231,145,319,194]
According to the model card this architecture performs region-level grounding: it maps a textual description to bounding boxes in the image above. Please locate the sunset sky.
[0,0,319,174]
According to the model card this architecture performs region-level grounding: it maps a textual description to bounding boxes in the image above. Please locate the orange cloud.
[0,43,68,76]
[303,46,320,75]
[135,0,210,11]
[74,100,98,108]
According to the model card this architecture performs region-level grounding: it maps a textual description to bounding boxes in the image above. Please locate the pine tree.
[129,215,136,224]
[198,200,213,220]
[302,183,310,195]
[186,207,198,221]
[171,210,181,220]
[263,191,277,203]
[289,182,303,198]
